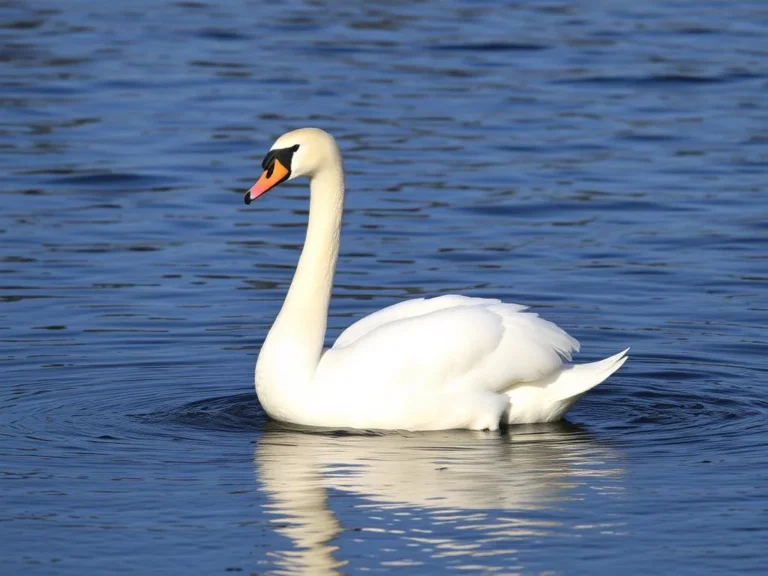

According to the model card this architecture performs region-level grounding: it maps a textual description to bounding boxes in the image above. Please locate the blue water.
[2,0,767,574]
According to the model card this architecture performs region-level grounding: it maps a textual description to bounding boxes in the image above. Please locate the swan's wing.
[332,295,504,349]
[320,298,579,395]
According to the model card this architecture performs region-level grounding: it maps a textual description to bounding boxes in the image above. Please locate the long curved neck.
[258,164,345,390]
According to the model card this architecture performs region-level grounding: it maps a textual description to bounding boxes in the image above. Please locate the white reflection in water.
[254,423,626,574]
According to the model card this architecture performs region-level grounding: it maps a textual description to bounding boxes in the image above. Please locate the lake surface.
[1,0,767,574]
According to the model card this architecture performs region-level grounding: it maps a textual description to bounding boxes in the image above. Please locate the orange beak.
[244,158,290,204]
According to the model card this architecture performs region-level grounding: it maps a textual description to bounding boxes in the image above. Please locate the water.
[1,0,767,573]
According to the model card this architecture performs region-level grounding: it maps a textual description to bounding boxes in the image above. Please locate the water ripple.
[1,0,767,574]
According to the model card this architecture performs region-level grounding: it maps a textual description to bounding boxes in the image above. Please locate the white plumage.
[245,128,628,431]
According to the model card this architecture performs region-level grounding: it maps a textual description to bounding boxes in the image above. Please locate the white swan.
[244,128,628,431]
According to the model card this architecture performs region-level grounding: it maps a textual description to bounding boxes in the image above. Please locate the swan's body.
[245,128,628,431]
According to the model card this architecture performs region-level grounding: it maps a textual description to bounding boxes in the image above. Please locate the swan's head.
[244,127,340,204]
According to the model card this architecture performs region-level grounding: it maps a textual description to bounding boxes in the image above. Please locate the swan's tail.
[503,348,629,425]
[549,347,630,402]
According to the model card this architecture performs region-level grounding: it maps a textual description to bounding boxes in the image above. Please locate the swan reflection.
[254,422,624,574]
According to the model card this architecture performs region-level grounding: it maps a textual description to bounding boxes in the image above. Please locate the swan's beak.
[244,159,290,205]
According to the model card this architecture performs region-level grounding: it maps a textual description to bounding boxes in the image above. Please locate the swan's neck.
[257,165,344,394]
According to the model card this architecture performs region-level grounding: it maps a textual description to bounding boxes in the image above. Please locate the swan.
[243,128,628,431]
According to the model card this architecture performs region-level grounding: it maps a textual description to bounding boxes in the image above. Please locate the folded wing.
[319,296,580,398]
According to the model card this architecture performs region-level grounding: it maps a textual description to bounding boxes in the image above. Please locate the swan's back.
[326,295,579,387]
[332,295,504,348]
